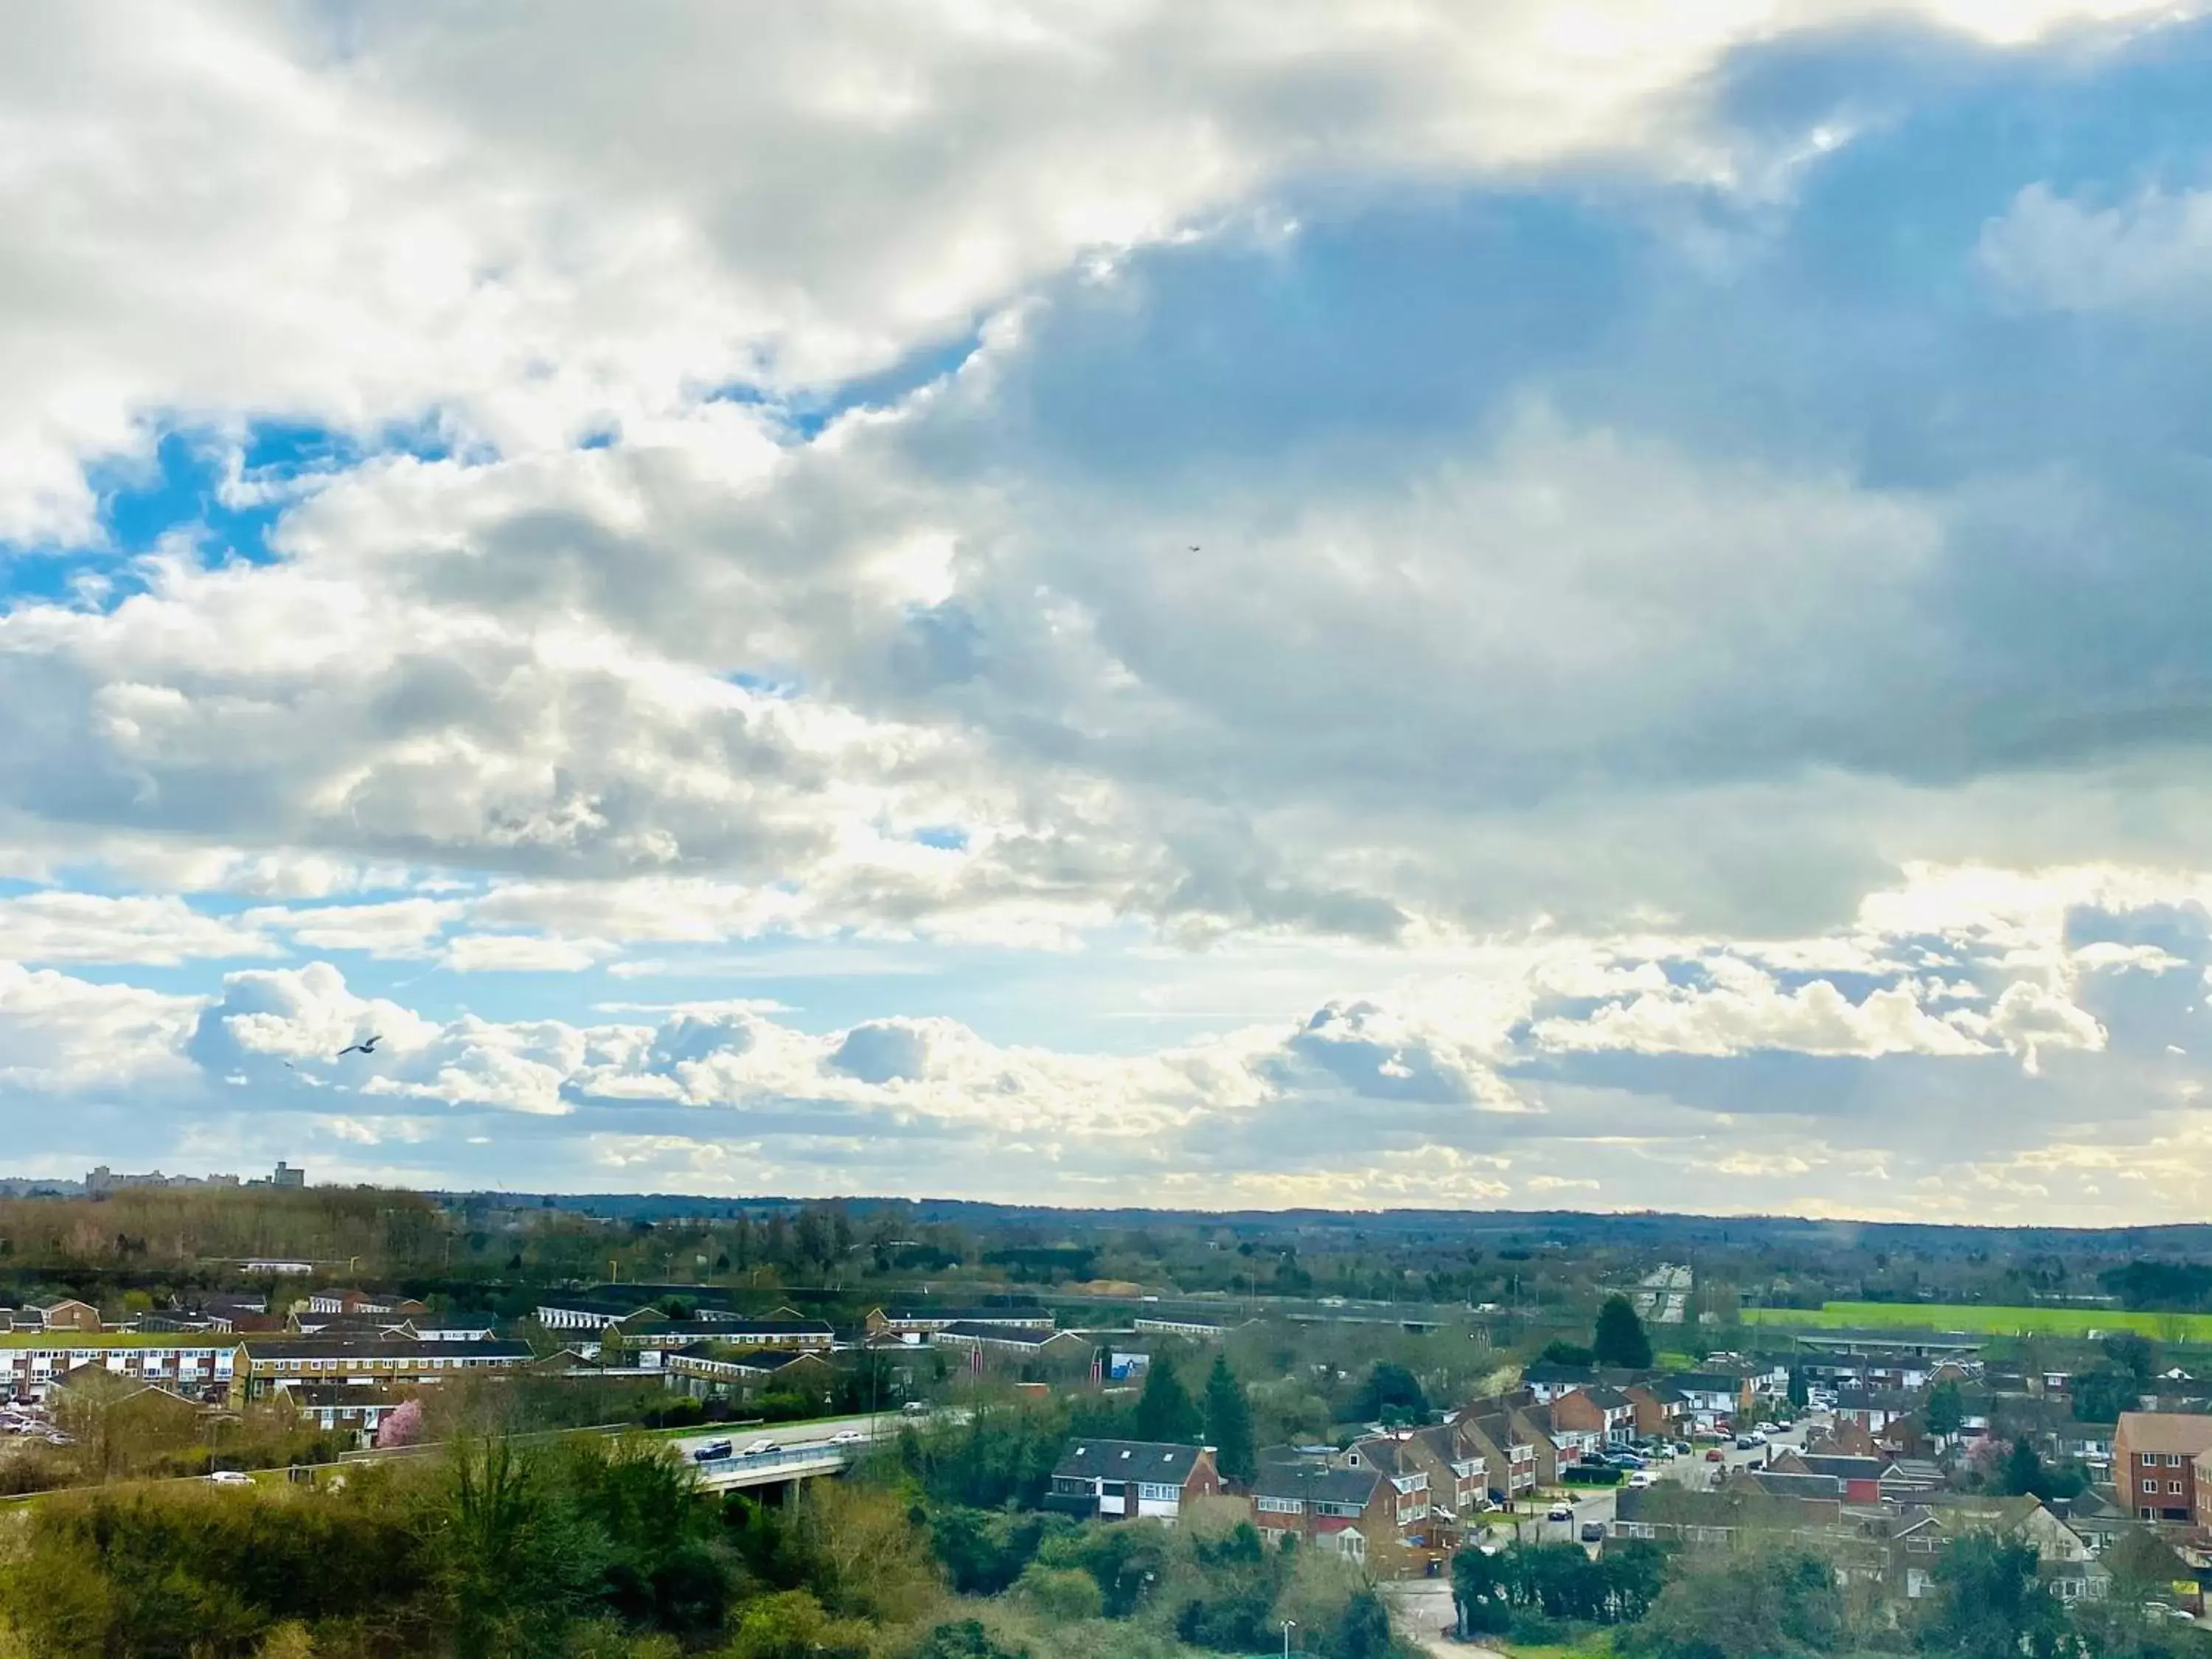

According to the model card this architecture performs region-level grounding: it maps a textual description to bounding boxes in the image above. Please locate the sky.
[7,3,2212,1221]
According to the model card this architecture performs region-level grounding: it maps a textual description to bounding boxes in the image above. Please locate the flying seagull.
[1187,545,1200,552]
[337,1034,383,1057]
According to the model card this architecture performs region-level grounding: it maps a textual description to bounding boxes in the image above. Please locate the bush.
[1014,1564,1104,1622]
[1562,1464,1623,1486]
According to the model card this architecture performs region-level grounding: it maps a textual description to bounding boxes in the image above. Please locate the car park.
[691,1439,734,1463]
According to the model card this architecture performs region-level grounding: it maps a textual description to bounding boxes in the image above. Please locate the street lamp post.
[1281,1618,1295,1658]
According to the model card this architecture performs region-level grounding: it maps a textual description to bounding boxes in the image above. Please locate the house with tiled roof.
[1049,1439,1220,1522]
[1252,1455,1402,1566]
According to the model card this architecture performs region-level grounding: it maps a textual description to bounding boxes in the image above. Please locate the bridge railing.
[692,1441,860,1480]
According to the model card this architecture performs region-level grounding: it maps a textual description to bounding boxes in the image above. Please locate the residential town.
[3,1181,2212,1655]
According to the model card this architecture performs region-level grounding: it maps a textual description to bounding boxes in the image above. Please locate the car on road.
[1627,1472,1655,1489]
[901,1400,930,1415]
[1546,1503,1574,1522]
[1579,1523,1606,1543]
[1705,1447,1725,1462]
[740,1439,777,1457]
[691,1439,734,1463]
[208,1470,254,1486]
[1733,1436,1759,1450]
[829,1430,866,1446]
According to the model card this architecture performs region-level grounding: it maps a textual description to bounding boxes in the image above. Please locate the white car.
[1627,1472,1655,1489]
[829,1430,866,1446]
[1546,1503,1573,1522]
[208,1470,254,1486]
[739,1439,777,1457]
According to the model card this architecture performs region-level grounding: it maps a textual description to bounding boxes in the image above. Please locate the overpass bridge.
[687,1438,860,1492]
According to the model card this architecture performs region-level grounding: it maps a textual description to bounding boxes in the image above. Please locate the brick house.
[27,1299,102,1333]
[1627,1381,1688,1440]
[1551,1384,1636,1448]
[2115,1411,2212,1523]
[1048,1439,1221,1522]
[1458,1392,1559,1500]
[1340,1436,1435,1541]
[1398,1423,1489,1520]
[1252,1460,1401,1568]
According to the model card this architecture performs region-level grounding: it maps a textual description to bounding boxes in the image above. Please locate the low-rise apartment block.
[2115,1411,2212,1523]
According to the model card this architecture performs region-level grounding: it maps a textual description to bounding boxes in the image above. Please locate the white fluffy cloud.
[0,891,275,965]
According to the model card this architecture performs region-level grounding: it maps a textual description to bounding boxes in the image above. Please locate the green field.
[1742,1301,2212,1340]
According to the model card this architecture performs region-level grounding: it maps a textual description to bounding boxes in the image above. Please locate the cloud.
[1531,972,1997,1060]
[0,961,198,1089]
[0,891,276,965]
[1980,183,2212,313]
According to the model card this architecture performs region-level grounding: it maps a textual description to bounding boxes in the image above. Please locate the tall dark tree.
[1925,1379,1964,1441]
[2072,1366,2143,1425]
[1919,1535,2068,1659]
[1133,1354,1203,1443]
[1202,1354,1256,1482]
[2104,1332,2161,1388]
[1349,1362,1430,1425]
[1592,1295,1653,1370]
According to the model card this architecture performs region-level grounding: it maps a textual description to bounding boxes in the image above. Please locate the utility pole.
[1281,1619,1295,1658]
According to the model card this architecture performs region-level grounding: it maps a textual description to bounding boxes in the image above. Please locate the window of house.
[2170,1481,2185,1495]
[2144,1479,2160,1492]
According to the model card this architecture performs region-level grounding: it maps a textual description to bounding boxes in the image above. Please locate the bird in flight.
[337,1034,383,1057]
[1187,545,1200,552]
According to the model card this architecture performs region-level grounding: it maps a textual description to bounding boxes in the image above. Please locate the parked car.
[1734,1436,1759,1450]
[207,1470,254,1486]
[901,1400,930,1415]
[1546,1503,1573,1523]
[691,1439,734,1463]
[1612,1453,1648,1470]
[740,1439,777,1457]
[1705,1448,1725,1462]
[1627,1472,1655,1489]
[1580,1522,1606,1543]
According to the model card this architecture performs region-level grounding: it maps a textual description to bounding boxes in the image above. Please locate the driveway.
[1380,1579,1506,1659]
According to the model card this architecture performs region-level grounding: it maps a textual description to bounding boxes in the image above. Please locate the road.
[1655,1413,1827,1491]
[664,1410,908,1471]
[1381,1579,1504,1659]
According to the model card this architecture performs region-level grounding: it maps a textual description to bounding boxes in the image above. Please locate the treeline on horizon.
[13,1183,2212,1327]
